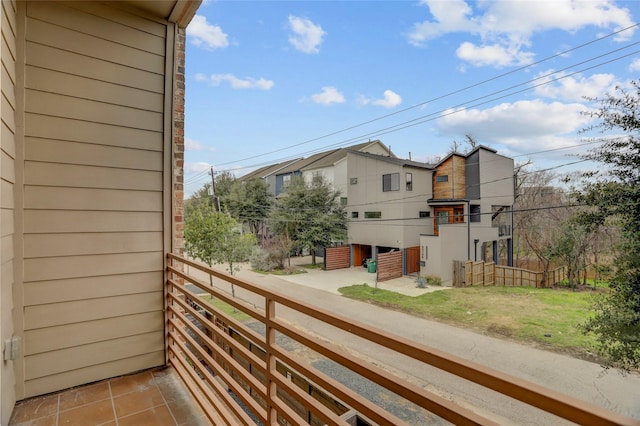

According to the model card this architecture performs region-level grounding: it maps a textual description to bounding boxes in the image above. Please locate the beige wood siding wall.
[21,1,168,397]
[1,0,16,422]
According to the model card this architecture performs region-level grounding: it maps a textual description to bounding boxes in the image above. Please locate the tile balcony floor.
[9,367,210,426]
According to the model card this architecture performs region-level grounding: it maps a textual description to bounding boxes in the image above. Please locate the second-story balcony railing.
[166,253,637,426]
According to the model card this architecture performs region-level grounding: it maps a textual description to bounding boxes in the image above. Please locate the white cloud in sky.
[195,73,274,90]
[311,86,345,105]
[408,0,636,67]
[288,15,326,54]
[629,58,640,72]
[187,15,229,50]
[374,90,403,108]
[436,100,592,151]
[185,162,212,174]
[185,138,215,152]
[357,90,402,108]
[533,71,617,102]
[456,42,535,67]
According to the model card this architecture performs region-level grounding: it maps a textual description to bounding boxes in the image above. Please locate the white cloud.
[288,16,326,54]
[373,90,403,108]
[629,58,640,72]
[185,162,212,174]
[533,71,617,102]
[196,73,274,90]
[310,86,345,105]
[436,100,592,151]
[357,90,402,108]
[187,15,229,50]
[408,0,636,67]
[456,42,534,67]
[185,138,215,152]
[408,0,478,45]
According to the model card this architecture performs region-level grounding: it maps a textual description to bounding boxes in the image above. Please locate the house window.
[340,197,348,206]
[406,172,413,191]
[470,204,481,223]
[365,211,381,219]
[435,175,449,183]
[350,177,358,185]
[437,211,449,225]
[419,211,430,218]
[382,173,400,192]
[351,211,359,218]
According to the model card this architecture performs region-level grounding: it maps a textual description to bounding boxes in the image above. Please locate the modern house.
[299,140,392,200]
[420,146,515,282]
[239,140,392,197]
[236,157,301,197]
[346,146,515,283]
[346,150,434,273]
[0,1,197,423]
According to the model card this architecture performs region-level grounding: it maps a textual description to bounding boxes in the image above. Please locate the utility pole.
[210,167,220,212]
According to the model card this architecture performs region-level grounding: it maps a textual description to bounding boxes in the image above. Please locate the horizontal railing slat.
[271,343,410,426]
[167,298,268,403]
[271,369,350,426]
[271,317,493,426]
[168,279,268,375]
[169,335,256,425]
[167,253,640,426]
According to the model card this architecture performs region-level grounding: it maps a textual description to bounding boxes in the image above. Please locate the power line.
[188,43,635,184]
[209,24,639,169]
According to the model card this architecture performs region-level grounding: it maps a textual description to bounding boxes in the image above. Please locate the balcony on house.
[8,253,638,425]
[1,1,637,425]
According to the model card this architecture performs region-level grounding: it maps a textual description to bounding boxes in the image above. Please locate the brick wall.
[173,26,185,255]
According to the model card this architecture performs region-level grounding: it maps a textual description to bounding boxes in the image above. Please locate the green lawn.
[338,285,601,360]
[200,295,252,322]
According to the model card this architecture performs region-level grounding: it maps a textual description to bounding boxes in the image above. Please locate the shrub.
[426,275,443,286]
[416,274,442,287]
[249,247,278,272]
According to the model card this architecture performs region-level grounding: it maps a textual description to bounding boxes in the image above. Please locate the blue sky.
[183,0,639,195]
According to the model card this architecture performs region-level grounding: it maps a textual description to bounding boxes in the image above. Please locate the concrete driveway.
[272,256,449,296]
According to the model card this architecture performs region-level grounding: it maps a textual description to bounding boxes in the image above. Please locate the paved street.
[184,258,640,424]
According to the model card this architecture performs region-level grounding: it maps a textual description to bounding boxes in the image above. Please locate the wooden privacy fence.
[377,250,403,282]
[454,260,566,288]
[324,245,351,270]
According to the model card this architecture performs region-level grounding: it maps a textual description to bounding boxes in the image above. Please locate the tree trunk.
[311,248,316,265]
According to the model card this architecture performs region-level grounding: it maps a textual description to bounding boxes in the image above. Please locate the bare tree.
[513,166,574,284]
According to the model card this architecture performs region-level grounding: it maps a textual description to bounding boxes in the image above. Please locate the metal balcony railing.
[166,253,637,426]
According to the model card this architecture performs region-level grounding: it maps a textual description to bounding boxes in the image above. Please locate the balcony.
[164,253,636,426]
[9,367,207,425]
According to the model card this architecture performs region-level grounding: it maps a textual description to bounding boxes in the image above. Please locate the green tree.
[225,178,273,243]
[214,171,235,212]
[184,203,257,293]
[185,184,212,220]
[271,176,347,265]
[579,80,640,370]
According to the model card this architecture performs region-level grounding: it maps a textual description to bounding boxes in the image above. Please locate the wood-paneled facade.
[0,1,199,422]
[432,154,466,199]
